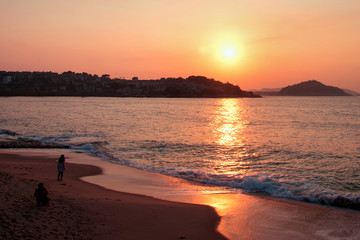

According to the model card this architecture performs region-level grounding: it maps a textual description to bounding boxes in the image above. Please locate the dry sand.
[0,151,226,240]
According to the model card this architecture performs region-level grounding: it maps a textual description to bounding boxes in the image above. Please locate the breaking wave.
[170,170,360,210]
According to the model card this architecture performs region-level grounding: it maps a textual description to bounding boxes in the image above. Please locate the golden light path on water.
[211,99,250,177]
[214,99,245,146]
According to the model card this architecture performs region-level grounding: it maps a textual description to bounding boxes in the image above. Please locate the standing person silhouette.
[57,154,65,181]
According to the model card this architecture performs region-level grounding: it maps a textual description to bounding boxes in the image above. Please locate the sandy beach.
[0,150,226,240]
[1,149,360,240]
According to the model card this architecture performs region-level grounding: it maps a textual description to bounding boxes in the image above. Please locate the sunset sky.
[1,0,360,91]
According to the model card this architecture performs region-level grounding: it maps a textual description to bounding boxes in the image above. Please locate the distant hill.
[278,80,351,96]
[250,88,281,96]
[0,71,261,98]
[343,89,360,96]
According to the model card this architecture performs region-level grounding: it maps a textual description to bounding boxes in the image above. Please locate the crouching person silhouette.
[34,183,50,205]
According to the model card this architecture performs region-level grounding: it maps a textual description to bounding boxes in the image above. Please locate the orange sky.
[1,0,360,92]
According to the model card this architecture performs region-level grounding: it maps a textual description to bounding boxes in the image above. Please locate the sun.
[198,30,245,68]
[218,45,240,64]
[224,48,235,58]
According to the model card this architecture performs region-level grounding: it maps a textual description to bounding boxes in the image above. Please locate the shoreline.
[0,149,226,240]
[2,149,360,240]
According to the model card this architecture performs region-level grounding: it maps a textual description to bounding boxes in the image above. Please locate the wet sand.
[1,149,360,240]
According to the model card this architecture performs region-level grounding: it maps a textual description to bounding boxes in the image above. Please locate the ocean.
[1,96,359,209]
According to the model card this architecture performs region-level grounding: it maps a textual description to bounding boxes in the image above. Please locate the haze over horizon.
[1,0,360,92]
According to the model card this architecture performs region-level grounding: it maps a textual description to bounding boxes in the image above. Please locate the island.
[278,80,351,96]
[0,71,260,98]
[252,80,355,96]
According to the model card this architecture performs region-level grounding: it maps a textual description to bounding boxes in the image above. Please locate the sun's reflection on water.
[211,99,249,176]
[214,99,245,146]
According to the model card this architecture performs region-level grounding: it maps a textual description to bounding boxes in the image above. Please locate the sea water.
[1,96,359,209]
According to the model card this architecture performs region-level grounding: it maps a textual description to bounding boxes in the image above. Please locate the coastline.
[2,148,360,240]
[0,149,226,240]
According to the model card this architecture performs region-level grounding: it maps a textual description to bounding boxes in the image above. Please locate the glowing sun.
[224,48,235,58]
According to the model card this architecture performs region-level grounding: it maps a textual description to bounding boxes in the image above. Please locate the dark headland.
[253,80,356,96]
[0,71,260,98]
[279,80,351,96]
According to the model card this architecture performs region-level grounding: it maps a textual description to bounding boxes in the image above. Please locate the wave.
[83,142,360,211]
[50,138,360,211]
[171,170,360,210]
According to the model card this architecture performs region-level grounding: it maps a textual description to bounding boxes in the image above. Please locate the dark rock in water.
[279,80,351,96]
[0,140,69,149]
[0,129,18,136]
